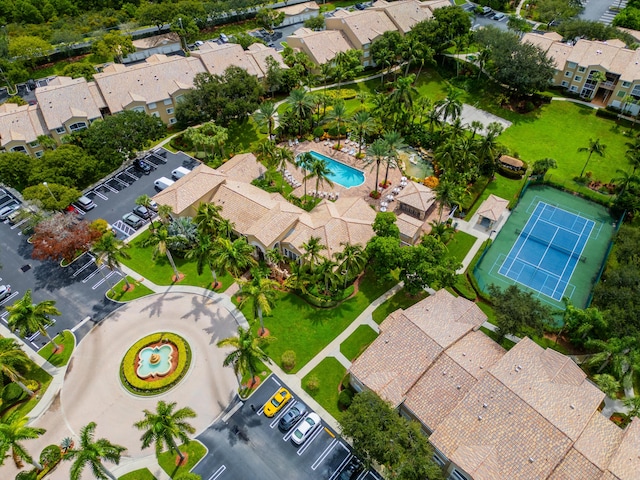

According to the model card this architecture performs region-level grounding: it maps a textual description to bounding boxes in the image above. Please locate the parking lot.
[193,375,382,480]
[0,147,200,348]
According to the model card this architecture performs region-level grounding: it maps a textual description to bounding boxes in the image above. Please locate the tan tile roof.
[395,212,423,241]
[247,204,302,246]
[371,0,433,34]
[445,330,506,379]
[0,103,47,146]
[573,413,623,471]
[606,418,640,480]
[327,9,397,47]
[277,1,320,16]
[88,82,107,110]
[132,33,180,50]
[423,0,452,11]
[477,194,509,221]
[153,163,226,215]
[191,43,262,78]
[548,448,603,480]
[562,38,640,83]
[246,43,288,77]
[490,337,604,441]
[34,76,103,129]
[216,153,267,183]
[499,154,524,168]
[395,180,435,212]
[287,28,354,65]
[94,55,206,113]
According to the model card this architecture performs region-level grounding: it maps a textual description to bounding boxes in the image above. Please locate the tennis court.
[474,185,616,309]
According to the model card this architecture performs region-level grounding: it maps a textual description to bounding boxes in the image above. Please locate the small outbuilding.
[476,194,509,230]
[276,1,321,27]
[498,154,525,172]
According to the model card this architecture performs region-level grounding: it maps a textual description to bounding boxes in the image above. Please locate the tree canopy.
[488,284,553,339]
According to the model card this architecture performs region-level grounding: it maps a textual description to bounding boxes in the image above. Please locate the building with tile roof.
[276,1,321,26]
[349,290,640,480]
[395,180,436,220]
[0,102,48,156]
[475,194,508,229]
[287,28,355,66]
[124,33,182,64]
[371,0,434,34]
[395,212,425,245]
[245,43,288,78]
[191,42,262,79]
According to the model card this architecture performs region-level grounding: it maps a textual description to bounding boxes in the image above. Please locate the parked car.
[263,387,292,418]
[482,6,492,14]
[132,205,152,219]
[74,195,96,212]
[219,33,229,43]
[0,194,14,207]
[0,201,20,220]
[355,3,366,9]
[171,166,191,180]
[133,159,152,175]
[0,284,11,301]
[122,212,145,229]
[338,457,364,480]
[154,177,175,191]
[279,403,307,431]
[7,208,25,224]
[291,412,321,445]
[148,200,158,212]
[492,12,506,20]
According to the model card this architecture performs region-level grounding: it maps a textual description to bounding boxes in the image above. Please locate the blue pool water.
[302,151,365,188]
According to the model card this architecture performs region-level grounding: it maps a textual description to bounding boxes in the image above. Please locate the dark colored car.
[122,212,145,229]
[133,159,152,175]
[0,201,20,220]
[279,403,307,431]
[132,205,152,219]
[339,457,364,480]
[355,3,366,9]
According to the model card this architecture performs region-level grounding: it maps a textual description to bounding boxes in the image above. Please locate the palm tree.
[593,374,621,399]
[389,75,417,127]
[193,202,222,238]
[469,120,484,138]
[623,395,640,418]
[335,242,367,288]
[0,337,31,395]
[269,146,294,175]
[301,236,326,269]
[435,86,463,124]
[236,275,279,335]
[382,131,406,186]
[217,326,272,387]
[157,204,173,225]
[477,48,490,79]
[253,101,278,139]
[326,99,348,149]
[532,157,558,177]
[284,261,313,294]
[305,157,335,195]
[0,412,46,469]
[611,169,639,195]
[7,290,61,351]
[434,178,467,223]
[365,139,390,193]
[93,231,132,291]
[286,88,314,137]
[315,258,339,295]
[213,237,257,277]
[218,218,235,240]
[134,401,196,464]
[66,422,126,480]
[36,134,57,151]
[185,232,220,289]
[585,336,637,385]
[578,138,607,178]
[296,151,314,199]
[142,226,181,281]
[349,111,376,156]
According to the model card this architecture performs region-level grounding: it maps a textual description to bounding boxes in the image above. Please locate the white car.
[0,284,11,301]
[291,412,321,445]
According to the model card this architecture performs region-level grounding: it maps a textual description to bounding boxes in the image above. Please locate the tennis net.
[515,229,586,262]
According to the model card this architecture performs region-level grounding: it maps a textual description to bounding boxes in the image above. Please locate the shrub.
[338,389,354,409]
[423,176,439,189]
[497,166,524,180]
[39,445,61,467]
[341,374,351,390]
[281,350,296,371]
[524,101,535,113]
[596,109,620,121]
[306,375,320,393]
[325,88,357,100]
[2,382,25,403]
[313,126,325,138]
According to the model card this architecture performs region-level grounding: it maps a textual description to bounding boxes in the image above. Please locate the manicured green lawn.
[340,325,378,361]
[121,230,234,291]
[119,469,157,480]
[238,270,396,372]
[466,174,527,218]
[227,117,264,154]
[415,68,450,101]
[158,441,206,479]
[4,358,53,418]
[476,300,497,326]
[371,287,429,324]
[446,231,477,264]
[38,330,75,367]
[107,277,155,302]
[498,102,630,189]
[302,357,347,420]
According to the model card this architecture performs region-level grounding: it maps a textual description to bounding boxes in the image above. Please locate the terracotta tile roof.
[395,181,435,212]
[522,32,574,70]
[277,1,320,16]
[191,43,262,78]
[247,205,301,247]
[0,103,47,146]
[445,330,506,379]
[94,55,206,113]
[606,419,640,480]
[476,194,509,221]
[216,153,267,183]
[573,413,623,471]
[423,0,452,11]
[371,0,433,34]
[34,76,103,129]
[548,448,603,480]
[395,212,423,241]
[287,28,354,65]
[153,163,226,215]
[246,43,288,77]
[327,9,397,47]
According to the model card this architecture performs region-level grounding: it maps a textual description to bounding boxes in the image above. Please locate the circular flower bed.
[120,332,191,396]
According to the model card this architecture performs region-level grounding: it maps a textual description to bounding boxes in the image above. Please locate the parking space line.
[270,376,282,387]
[296,426,324,456]
[92,189,109,200]
[0,311,8,323]
[312,439,347,471]
[92,270,120,290]
[269,400,297,428]
[82,265,106,283]
[72,256,96,278]
[0,291,19,306]
[207,465,225,480]
[112,176,129,187]
[98,183,118,193]
[10,218,29,230]
[282,414,308,442]
[257,384,284,416]
[328,454,353,480]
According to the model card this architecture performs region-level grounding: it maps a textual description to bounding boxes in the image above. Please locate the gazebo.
[476,194,509,230]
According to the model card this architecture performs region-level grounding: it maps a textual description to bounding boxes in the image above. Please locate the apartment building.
[0,102,47,156]
[191,42,286,80]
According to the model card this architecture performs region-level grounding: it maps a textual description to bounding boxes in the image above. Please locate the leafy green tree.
[0,151,32,191]
[236,274,279,334]
[0,412,46,469]
[623,395,640,418]
[92,31,135,63]
[537,0,582,27]
[93,231,132,291]
[217,326,272,386]
[264,55,284,96]
[9,36,52,67]
[399,236,459,294]
[585,336,638,388]
[593,373,621,399]
[507,15,533,34]
[7,290,61,351]
[65,422,126,480]
[22,183,81,212]
[558,298,607,345]
[61,62,96,81]
[303,15,325,30]
[256,8,285,32]
[488,284,552,339]
[578,138,607,177]
[371,31,406,84]
[373,212,401,238]
[213,237,257,277]
[333,49,362,92]
[134,401,196,463]
[532,157,558,176]
[28,144,100,189]
[171,15,199,51]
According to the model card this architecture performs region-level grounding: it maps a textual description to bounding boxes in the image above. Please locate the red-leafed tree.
[31,212,101,263]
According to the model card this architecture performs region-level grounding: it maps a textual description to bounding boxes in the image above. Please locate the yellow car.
[263,387,292,417]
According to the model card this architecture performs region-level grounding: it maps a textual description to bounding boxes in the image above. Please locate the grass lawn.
[446,231,477,264]
[227,117,264,154]
[371,287,429,324]
[121,230,234,291]
[118,469,157,480]
[2,357,53,418]
[107,277,155,302]
[237,270,396,372]
[37,330,75,367]
[466,174,527,218]
[239,359,272,399]
[498,101,630,189]
[340,325,378,361]
[479,326,516,350]
[476,300,497,326]
[302,357,347,420]
[158,441,207,479]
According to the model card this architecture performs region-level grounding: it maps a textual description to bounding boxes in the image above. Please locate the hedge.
[300,284,355,308]
[453,274,476,301]
[120,332,192,396]
[467,239,493,303]
[325,89,358,100]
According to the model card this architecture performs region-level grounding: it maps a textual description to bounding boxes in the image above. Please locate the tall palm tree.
[0,337,31,395]
[286,88,314,137]
[305,157,335,195]
[284,261,313,294]
[335,242,367,288]
[611,169,639,195]
[269,146,294,175]
[593,373,621,399]
[66,422,126,480]
[186,232,220,289]
[382,131,406,186]
[253,101,278,139]
[296,151,314,199]
[6,290,61,351]
[301,236,326,269]
[217,326,272,387]
[193,202,222,238]
[93,231,132,291]
[349,110,376,156]
[434,178,467,223]
[213,237,257,277]
[326,99,348,149]
[578,138,607,178]
[134,401,196,464]
[315,258,340,295]
[236,275,279,335]
[623,395,640,418]
[389,75,417,127]
[218,218,235,240]
[585,336,637,385]
[142,226,181,280]
[477,48,490,79]
[435,86,463,124]
[469,120,484,138]
[0,412,46,469]
[365,139,390,193]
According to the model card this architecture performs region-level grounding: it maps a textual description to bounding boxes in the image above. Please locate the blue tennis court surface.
[498,201,595,301]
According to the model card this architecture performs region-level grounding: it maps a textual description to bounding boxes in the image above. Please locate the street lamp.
[42,182,56,201]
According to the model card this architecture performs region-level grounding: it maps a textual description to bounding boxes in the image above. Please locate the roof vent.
[442,371,447,375]
[457,385,461,390]
[529,457,535,463]
[462,352,466,356]
[478,416,482,421]
[570,404,575,409]
[483,403,488,408]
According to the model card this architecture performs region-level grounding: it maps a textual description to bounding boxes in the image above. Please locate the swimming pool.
[301,151,365,188]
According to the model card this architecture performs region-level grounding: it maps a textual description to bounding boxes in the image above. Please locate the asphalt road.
[194,375,382,480]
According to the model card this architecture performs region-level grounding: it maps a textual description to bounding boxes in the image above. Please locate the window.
[623,81,631,88]
[169,118,177,124]
[570,86,578,92]
[574,75,582,82]
[564,71,572,77]
[164,98,172,105]
[55,126,66,134]
[35,150,44,158]
[432,453,446,467]
[578,66,586,72]
[567,61,577,69]
[449,470,471,480]
[151,112,160,118]
[69,122,87,132]
[132,106,145,113]
[29,140,39,147]
[561,81,569,87]
[167,108,174,114]
[617,90,627,98]
[632,84,640,98]
[363,50,370,57]
[175,95,185,103]
[148,102,157,110]
[11,145,27,153]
